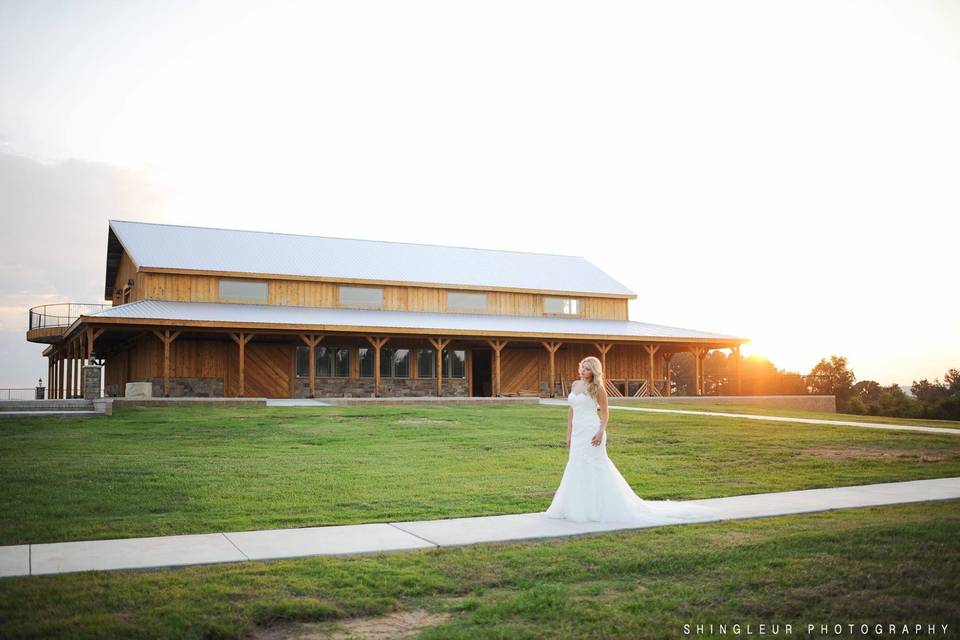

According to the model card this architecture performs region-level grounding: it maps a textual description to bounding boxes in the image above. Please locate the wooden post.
[428,337,451,396]
[541,341,562,397]
[300,334,325,398]
[59,348,66,399]
[593,343,612,377]
[487,339,508,397]
[701,348,709,395]
[68,345,72,397]
[228,332,254,397]
[663,352,675,397]
[152,329,183,397]
[643,344,660,396]
[688,346,703,396]
[86,328,103,360]
[366,336,389,397]
[734,345,741,395]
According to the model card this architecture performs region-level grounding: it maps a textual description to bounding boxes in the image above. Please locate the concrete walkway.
[2,477,957,579]
[538,399,960,436]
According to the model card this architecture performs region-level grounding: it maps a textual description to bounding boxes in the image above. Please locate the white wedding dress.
[543,389,719,525]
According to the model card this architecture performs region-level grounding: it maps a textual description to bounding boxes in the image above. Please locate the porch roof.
[80,300,748,344]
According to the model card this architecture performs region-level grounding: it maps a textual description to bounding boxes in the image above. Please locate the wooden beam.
[541,341,562,398]
[428,337,451,396]
[366,336,389,396]
[487,339,508,397]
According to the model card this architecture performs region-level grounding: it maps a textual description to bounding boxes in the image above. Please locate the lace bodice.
[568,390,600,427]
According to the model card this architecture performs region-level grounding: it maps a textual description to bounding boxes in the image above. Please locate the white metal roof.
[109,220,636,297]
[84,300,747,342]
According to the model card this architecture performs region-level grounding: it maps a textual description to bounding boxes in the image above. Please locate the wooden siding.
[112,252,144,304]
[101,331,688,399]
[137,270,629,320]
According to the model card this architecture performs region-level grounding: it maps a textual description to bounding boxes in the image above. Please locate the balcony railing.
[28,303,110,331]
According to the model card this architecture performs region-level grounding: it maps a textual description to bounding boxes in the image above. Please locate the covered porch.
[44,323,744,401]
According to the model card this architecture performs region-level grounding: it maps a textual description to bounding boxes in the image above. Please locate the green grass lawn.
[611,401,960,430]
[0,501,956,639]
[1,404,959,545]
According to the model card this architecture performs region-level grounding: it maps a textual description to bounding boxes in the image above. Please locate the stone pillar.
[82,365,103,400]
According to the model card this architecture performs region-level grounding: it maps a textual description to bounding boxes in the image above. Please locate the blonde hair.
[579,356,604,401]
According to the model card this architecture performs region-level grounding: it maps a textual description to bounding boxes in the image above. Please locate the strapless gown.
[543,390,719,525]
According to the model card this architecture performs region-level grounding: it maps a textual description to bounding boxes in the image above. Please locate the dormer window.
[544,297,580,315]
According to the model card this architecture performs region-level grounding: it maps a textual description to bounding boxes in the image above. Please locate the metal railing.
[28,303,110,331]
[0,388,41,400]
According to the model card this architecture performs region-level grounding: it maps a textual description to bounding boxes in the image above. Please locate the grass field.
[1,404,959,639]
[1,404,959,545]
[0,502,956,639]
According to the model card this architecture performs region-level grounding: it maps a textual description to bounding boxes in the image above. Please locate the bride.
[544,356,719,525]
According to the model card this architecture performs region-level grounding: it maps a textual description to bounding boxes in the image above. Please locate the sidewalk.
[538,399,960,436]
[2,477,957,579]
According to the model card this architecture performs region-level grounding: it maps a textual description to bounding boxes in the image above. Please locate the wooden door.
[226,342,293,398]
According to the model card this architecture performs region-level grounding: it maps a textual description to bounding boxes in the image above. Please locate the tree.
[808,355,856,409]
[911,378,949,404]
[852,380,883,404]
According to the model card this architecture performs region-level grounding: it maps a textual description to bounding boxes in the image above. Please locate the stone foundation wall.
[293,377,468,398]
[109,377,470,398]
[141,378,225,398]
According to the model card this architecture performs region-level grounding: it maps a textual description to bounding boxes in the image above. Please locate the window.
[379,347,410,378]
[442,349,466,378]
[415,348,466,378]
[358,348,375,377]
[544,297,579,315]
[295,346,350,377]
[417,348,436,378]
[447,291,487,311]
[219,279,268,302]
[339,286,383,307]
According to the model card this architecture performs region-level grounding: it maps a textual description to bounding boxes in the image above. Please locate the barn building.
[27,221,749,399]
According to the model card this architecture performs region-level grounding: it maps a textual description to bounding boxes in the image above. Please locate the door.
[227,342,293,398]
[471,348,492,397]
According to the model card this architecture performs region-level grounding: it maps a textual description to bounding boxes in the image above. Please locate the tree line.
[667,351,960,421]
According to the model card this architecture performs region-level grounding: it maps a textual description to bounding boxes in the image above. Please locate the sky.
[0,0,957,389]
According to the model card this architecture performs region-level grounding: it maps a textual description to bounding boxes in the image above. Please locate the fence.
[0,388,42,400]
[28,303,110,331]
